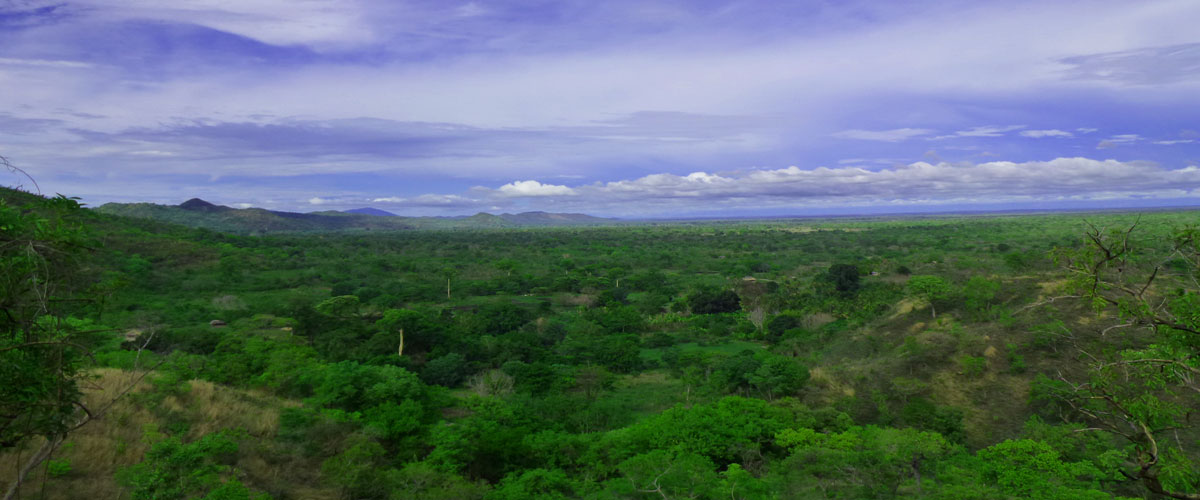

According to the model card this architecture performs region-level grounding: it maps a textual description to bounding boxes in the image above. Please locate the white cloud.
[1155,139,1195,145]
[1020,129,1073,138]
[308,197,330,205]
[402,157,1200,216]
[127,150,178,156]
[371,194,478,207]
[932,125,1025,140]
[497,180,577,197]
[62,0,374,48]
[0,57,94,69]
[456,2,486,17]
[831,128,933,142]
[1076,127,1099,134]
[1097,134,1142,149]
[593,158,1200,208]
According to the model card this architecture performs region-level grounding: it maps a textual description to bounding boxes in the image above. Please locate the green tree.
[774,425,951,498]
[489,468,577,500]
[1,193,94,451]
[440,266,458,300]
[825,263,861,295]
[749,356,809,400]
[906,275,952,319]
[1044,221,1200,499]
[321,437,391,500]
[962,275,1000,320]
[974,439,1114,500]
[607,450,719,499]
[117,432,270,500]
[687,288,741,314]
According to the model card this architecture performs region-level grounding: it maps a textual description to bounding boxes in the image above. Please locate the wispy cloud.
[1020,129,1073,138]
[932,125,1025,140]
[831,128,933,142]
[1097,134,1143,149]
[0,57,93,68]
[1060,42,1200,86]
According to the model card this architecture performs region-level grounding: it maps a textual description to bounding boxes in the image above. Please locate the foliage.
[906,275,952,319]
[9,184,1200,499]
[0,193,96,450]
[687,288,741,315]
[117,431,270,500]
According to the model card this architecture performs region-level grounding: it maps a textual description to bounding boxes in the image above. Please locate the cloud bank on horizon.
[1,0,1198,216]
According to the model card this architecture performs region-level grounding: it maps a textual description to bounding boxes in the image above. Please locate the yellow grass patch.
[808,366,855,399]
[1038,278,1069,296]
[890,298,918,319]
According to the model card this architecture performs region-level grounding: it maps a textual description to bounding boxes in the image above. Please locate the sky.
[1,0,1199,217]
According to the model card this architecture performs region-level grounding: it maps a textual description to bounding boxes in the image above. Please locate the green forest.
[3,186,1199,499]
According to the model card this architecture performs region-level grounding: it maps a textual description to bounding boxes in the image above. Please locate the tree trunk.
[911,456,923,497]
[4,437,59,500]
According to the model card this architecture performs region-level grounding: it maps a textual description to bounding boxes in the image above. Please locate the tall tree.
[1044,220,1200,499]
[906,275,952,319]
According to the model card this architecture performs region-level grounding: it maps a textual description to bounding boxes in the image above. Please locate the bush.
[421,353,468,387]
[825,264,861,294]
[687,288,741,314]
[46,457,71,477]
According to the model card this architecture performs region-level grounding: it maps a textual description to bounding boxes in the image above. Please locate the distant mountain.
[499,211,611,226]
[93,198,618,234]
[344,207,398,217]
[179,198,231,213]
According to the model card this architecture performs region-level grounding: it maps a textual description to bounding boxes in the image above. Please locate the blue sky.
[1,0,1198,217]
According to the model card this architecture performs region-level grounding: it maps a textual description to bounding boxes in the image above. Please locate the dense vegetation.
[3,185,1199,499]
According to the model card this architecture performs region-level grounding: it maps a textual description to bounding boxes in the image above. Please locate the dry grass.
[807,366,855,401]
[0,369,328,500]
[889,298,918,319]
[803,312,836,329]
[0,368,155,499]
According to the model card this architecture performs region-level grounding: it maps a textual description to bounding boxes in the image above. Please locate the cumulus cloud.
[497,180,577,197]
[831,128,933,142]
[308,197,331,205]
[378,157,1200,216]
[1020,129,1073,138]
[580,158,1197,204]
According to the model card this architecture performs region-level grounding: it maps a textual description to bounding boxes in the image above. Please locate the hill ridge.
[93,199,617,233]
